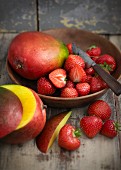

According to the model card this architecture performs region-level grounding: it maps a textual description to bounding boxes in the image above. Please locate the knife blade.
[72,43,121,96]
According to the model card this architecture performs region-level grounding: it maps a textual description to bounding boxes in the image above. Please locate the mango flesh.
[36,111,72,153]
[0,87,23,138]
[7,31,69,80]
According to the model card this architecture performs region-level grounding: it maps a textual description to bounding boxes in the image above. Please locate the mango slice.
[36,111,72,153]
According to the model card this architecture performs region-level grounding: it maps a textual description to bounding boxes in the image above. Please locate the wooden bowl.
[6,28,121,108]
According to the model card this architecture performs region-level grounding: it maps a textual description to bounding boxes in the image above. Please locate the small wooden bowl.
[6,28,121,108]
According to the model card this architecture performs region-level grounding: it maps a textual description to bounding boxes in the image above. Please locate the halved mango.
[1,84,36,130]
[1,84,46,144]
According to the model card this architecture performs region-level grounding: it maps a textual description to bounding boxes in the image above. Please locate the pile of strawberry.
[37,44,116,97]
[58,100,121,151]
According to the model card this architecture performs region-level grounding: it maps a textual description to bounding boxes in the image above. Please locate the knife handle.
[93,64,121,96]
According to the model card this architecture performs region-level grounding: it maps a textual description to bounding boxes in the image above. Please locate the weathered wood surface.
[38,0,121,34]
[0,33,121,170]
[0,0,121,34]
[0,0,37,32]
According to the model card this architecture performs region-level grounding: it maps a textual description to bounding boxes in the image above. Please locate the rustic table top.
[0,1,121,170]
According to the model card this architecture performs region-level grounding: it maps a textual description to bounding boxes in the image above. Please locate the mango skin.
[0,87,23,138]
[7,31,69,80]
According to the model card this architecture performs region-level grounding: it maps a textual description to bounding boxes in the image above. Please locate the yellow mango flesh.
[1,85,36,130]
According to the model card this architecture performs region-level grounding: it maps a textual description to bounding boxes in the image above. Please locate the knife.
[72,43,121,96]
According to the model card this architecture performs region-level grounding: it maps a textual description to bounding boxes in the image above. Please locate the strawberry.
[85,67,95,75]
[58,124,81,151]
[49,68,66,88]
[86,45,101,56]
[60,87,78,98]
[69,66,87,83]
[91,56,100,62]
[87,100,111,121]
[64,54,85,72]
[66,43,73,54]
[76,82,90,96]
[65,80,75,88]
[85,75,93,84]
[37,77,56,95]
[101,120,121,138]
[90,76,107,93]
[80,116,103,138]
[96,54,116,72]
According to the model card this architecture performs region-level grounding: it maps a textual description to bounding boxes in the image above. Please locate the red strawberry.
[60,87,78,98]
[101,120,121,138]
[49,68,66,88]
[85,75,93,84]
[37,77,56,95]
[65,80,75,88]
[90,76,107,93]
[86,45,101,56]
[76,82,90,96]
[99,76,109,89]
[69,66,87,83]
[80,116,103,138]
[96,54,116,72]
[87,100,111,121]
[66,43,73,54]
[85,67,95,75]
[58,124,81,151]
[64,54,85,72]
[91,56,100,62]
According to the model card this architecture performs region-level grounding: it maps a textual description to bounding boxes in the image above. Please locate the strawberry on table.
[69,66,87,83]
[49,68,66,88]
[80,116,103,138]
[76,82,90,96]
[101,120,121,138]
[37,77,56,95]
[58,124,81,151]
[60,87,79,98]
[87,100,111,121]
[96,54,116,72]
[64,54,85,72]
[86,45,101,56]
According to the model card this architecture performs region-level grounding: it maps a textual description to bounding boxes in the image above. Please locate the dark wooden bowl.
[6,28,121,108]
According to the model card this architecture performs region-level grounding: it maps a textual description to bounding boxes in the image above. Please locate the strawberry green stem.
[114,122,121,131]
[73,128,81,138]
[88,45,97,50]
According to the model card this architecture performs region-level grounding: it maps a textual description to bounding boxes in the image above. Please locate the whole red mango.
[7,31,69,80]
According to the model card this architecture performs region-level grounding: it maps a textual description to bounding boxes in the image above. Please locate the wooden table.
[0,1,121,170]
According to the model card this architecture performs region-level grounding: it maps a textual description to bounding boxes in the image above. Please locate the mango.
[7,31,69,80]
[0,87,22,138]
[0,85,46,144]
